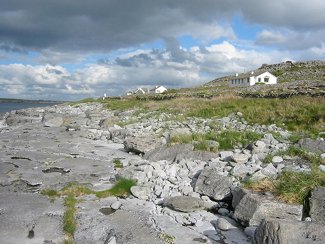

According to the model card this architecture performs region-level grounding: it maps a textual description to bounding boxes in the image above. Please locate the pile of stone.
[0,103,324,243]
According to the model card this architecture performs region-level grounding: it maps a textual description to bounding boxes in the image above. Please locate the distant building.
[126,86,168,96]
[149,85,168,94]
[229,71,277,87]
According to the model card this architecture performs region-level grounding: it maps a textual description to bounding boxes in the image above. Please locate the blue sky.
[0,0,324,100]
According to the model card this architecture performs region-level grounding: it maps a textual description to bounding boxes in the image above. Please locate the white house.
[149,85,168,94]
[229,71,277,87]
[126,86,168,96]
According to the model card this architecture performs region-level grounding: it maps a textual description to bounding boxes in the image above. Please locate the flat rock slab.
[195,167,233,200]
[0,192,64,244]
[162,196,205,212]
[254,219,325,244]
[75,200,163,244]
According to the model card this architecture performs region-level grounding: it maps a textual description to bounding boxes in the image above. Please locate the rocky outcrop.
[233,191,302,226]
[254,219,325,244]
[309,186,325,224]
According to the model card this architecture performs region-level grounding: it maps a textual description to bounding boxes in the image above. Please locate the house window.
[258,78,261,82]
[264,77,269,82]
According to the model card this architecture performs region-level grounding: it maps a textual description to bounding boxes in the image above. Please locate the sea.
[0,102,59,114]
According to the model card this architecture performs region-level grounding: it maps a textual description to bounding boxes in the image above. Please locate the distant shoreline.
[0,98,66,104]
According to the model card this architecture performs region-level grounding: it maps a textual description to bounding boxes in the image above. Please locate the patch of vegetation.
[60,182,94,197]
[96,178,136,198]
[76,94,324,137]
[242,178,276,193]
[287,132,303,143]
[264,146,321,165]
[216,130,262,150]
[63,194,77,243]
[159,232,176,244]
[272,70,285,77]
[113,158,123,169]
[41,189,58,198]
[276,170,325,204]
[169,130,262,151]
[243,169,325,204]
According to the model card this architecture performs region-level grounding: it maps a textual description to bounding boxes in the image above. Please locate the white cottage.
[149,85,168,94]
[229,71,277,87]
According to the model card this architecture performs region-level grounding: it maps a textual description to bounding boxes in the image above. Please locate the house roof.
[230,70,269,79]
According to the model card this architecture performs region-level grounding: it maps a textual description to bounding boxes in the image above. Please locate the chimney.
[235,73,238,77]
[251,71,254,75]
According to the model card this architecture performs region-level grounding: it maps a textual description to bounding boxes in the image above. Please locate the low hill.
[205,60,325,86]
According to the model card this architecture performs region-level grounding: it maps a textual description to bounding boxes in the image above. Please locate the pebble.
[272,156,283,164]
[215,218,235,231]
[111,201,122,210]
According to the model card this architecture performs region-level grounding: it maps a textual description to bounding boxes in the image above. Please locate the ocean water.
[0,102,58,114]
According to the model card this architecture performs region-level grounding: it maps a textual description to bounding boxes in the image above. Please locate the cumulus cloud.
[0,41,287,100]
[0,1,324,100]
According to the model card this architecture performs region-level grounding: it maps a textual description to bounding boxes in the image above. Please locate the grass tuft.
[113,158,124,169]
[244,169,325,204]
[41,189,58,197]
[276,170,325,204]
[96,178,136,198]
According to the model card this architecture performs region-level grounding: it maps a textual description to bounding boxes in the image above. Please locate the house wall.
[229,71,277,87]
[254,72,277,84]
[229,77,251,87]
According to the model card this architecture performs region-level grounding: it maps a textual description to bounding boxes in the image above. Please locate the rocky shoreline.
[0,103,324,243]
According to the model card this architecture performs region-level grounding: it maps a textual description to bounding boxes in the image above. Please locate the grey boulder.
[234,191,302,226]
[254,219,325,244]
[299,138,325,154]
[124,134,162,154]
[194,167,232,200]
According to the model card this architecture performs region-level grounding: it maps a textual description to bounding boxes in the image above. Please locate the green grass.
[264,146,322,165]
[170,130,262,151]
[96,178,136,198]
[215,130,262,150]
[41,189,58,197]
[63,194,77,242]
[113,158,123,169]
[276,170,325,204]
[75,94,324,137]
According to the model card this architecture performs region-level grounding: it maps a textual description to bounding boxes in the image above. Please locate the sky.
[0,0,325,101]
